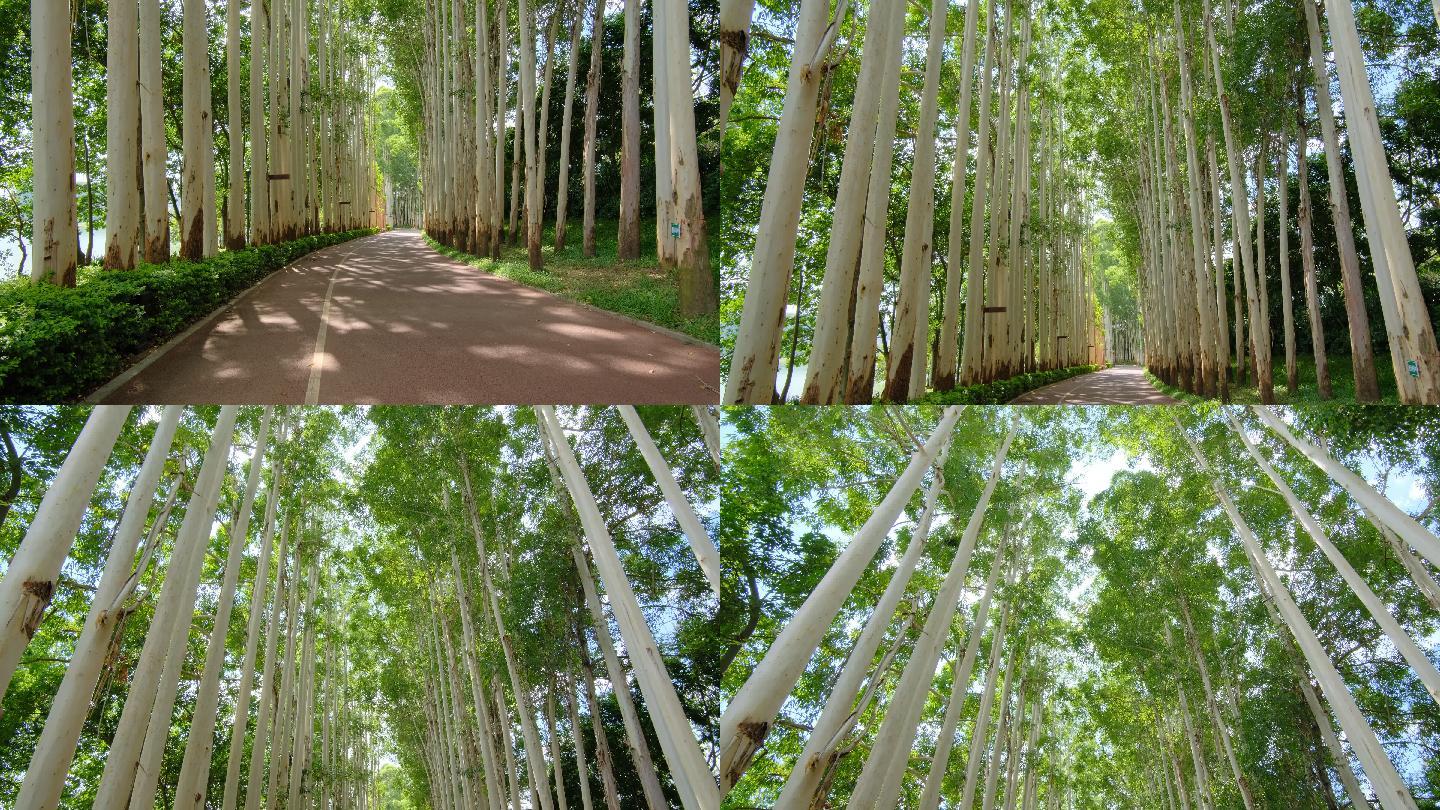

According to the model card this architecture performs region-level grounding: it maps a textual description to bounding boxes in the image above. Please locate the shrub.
[0,229,377,402]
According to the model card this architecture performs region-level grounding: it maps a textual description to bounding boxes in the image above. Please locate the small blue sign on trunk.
[670,222,681,239]
[1408,359,1420,378]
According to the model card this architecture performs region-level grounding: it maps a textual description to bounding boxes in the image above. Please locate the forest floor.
[1008,365,1180,404]
[426,217,720,344]
[1147,355,1402,403]
[87,229,720,404]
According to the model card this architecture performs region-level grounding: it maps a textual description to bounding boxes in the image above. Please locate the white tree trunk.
[30,0,78,283]
[94,407,237,810]
[723,0,848,403]
[104,0,141,269]
[851,419,1019,809]
[777,433,957,808]
[618,405,720,594]
[245,514,293,810]
[221,420,287,810]
[1253,405,1440,566]
[918,541,1007,810]
[1324,0,1440,402]
[140,0,170,262]
[181,0,214,258]
[0,406,131,705]
[1177,417,1417,810]
[176,408,275,808]
[538,406,718,810]
[720,406,963,789]
[555,7,582,250]
[1228,410,1440,707]
[15,407,179,810]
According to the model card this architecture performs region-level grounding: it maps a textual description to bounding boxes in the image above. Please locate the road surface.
[1008,366,1179,405]
[92,229,719,404]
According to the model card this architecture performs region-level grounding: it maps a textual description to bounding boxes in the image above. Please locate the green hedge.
[919,364,1102,404]
[0,228,377,402]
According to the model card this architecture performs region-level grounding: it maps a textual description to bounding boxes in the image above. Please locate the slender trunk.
[1294,115,1331,398]
[1177,418,1418,810]
[719,407,964,789]
[555,9,582,250]
[882,0,949,401]
[105,0,142,268]
[1229,410,1440,707]
[94,408,238,810]
[251,0,271,245]
[563,672,596,810]
[616,0,641,259]
[580,0,604,257]
[545,688,571,810]
[15,408,179,810]
[618,406,720,594]
[181,0,214,258]
[960,593,1015,809]
[1301,0,1379,400]
[959,0,999,385]
[176,409,275,808]
[723,0,845,402]
[801,0,908,404]
[933,0,985,391]
[30,0,78,283]
[919,549,1005,810]
[495,678,524,810]
[452,553,506,810]
[851,421,1019,809]
[778,432,959,808]
[1324,0,1440,402]
[1253,405,1440,565]
[245,516,293,810]
[539,407,716,810]
[659,0,718,316]
[0,407,130,705]
[578,637,624,810]
[717,0,756,139]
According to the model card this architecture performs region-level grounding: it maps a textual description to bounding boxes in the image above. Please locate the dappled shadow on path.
[1008,366,1180,405]
[98,229,720,404]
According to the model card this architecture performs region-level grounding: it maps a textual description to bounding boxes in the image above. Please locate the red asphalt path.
[1008,366,1180,405]
[93,229,720,404]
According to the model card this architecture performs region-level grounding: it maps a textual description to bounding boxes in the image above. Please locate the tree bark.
[30,0,78,283]
[1177,417,1418,810]
[555,6,582,251]
[0,406,130,705]
[580,0,604,257]
[94,407,237,810]
[15,407,179,810]
[1301,0,1379,400]
[723,0,846,403]
[616,0,641,260]
[176,409,275,808]
[539,406,716,810]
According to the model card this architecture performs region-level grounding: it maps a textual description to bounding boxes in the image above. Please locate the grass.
[917,364,1102,404]
[1146,354,1402,404]
[421,217,720,345]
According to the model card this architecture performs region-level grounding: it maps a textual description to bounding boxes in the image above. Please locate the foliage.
[0,229,377,402]
[722,404,1440,808]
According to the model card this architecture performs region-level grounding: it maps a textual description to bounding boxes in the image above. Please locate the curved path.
[1008,365,1179,405]
[91,229,719,404]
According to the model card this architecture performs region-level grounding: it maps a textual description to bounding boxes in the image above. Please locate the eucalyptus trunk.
[30,0,78,283]
[719,406,963,789]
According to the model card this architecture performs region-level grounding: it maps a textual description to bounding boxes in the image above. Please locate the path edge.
[415,230,721,352]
